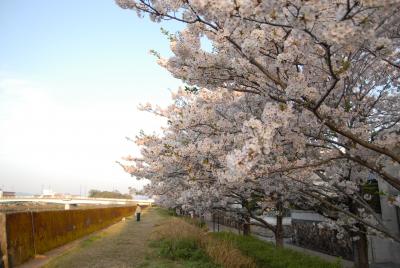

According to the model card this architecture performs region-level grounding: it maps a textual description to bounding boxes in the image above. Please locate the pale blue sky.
[0,0,182,195]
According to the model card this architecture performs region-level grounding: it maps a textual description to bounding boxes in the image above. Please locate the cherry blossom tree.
[117,0,400,191]
[116,1,400,267]
[119,89,287,242]
[119,88,398,252]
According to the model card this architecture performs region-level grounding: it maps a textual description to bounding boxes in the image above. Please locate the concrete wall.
[0,206,137,268]
[369,175,400,265]
[291,210,326,222]
[369,235,400,264]
[250,216,292,225]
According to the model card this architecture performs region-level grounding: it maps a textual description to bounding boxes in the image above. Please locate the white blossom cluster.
[116,0,400,247]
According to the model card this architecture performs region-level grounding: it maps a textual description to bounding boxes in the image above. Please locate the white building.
[41,189,55,197]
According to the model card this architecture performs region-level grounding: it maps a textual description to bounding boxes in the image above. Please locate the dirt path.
[42,208,165,268]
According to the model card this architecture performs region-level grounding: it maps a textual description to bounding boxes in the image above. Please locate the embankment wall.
[0,205,137,267]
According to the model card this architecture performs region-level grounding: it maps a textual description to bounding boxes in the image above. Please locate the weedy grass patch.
[153,207,177,217]
[211,232,342,268]
[150,218,218,267]
[151,210,341,268]
[151,217,256,268]
[149,238,218,268]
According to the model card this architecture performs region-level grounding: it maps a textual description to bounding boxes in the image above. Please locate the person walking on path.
[135,205,142,221]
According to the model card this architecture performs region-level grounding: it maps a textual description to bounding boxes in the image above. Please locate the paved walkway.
[20,208,164,268]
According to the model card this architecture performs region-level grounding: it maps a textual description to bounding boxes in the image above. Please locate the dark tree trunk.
[243,215,251,236]
[353,230,369,268]
[212,212,215,232]
[349,200,369,268]
[275,215,284,247]
[275,200,284,248]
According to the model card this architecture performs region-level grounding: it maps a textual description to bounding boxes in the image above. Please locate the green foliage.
[211,232,341,268]
[184,86,200,94]
[160,27,176,42]
[150,239,219,268]
[362,181,381,213]
[149,49,161,59]
[154,207,178,217]
[335,60,351,76]
[88,189,132,199]
[154,209,339,268]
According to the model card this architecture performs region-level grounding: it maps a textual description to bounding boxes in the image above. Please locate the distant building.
[41,189,56,197]
[0,190,16,198]
[133,195,151,200]
[133,195,155,206]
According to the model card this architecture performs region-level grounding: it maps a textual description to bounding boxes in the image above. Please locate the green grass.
[154,208,206,228]
[150,208,341,268]
[148,238,220,268]
[182,217,207,229]
[153,207,177,217]
[211,232,341,268]
[131,207,219,268]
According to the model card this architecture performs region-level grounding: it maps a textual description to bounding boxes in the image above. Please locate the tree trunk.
[275,215,284,248]
[349,200,369,268]
[353,230,369,268]
[275,200,284,248]
[243,215,251,236]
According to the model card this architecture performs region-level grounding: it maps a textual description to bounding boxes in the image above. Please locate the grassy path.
[44,208,166,268]
[41,208,341,268]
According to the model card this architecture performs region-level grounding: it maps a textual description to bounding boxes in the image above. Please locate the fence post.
[0,213,9,268]
[212,213,215,232]
[217,213,220,232]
